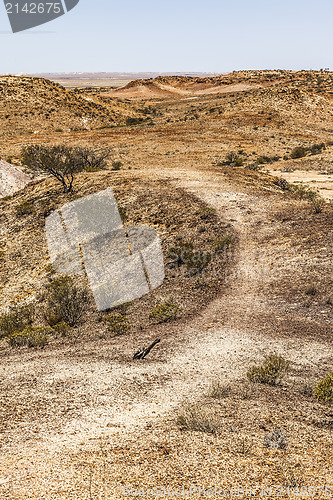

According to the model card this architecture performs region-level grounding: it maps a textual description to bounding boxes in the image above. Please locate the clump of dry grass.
[264,427,288,449]
[305,283,317,296]
[176,402,220,434]
[208,380,231,399]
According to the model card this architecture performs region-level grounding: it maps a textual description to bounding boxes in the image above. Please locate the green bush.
[149,302,181,323]
[103,314,130,336]
[44,276,88,327]
[314,371,333,404]
[247,353,290,386]
[0,303,34,338]
[7,326,52,349]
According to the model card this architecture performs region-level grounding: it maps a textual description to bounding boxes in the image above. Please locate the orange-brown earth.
[0,71,332,499]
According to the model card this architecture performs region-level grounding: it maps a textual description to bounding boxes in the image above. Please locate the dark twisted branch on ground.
[133,339,161,360]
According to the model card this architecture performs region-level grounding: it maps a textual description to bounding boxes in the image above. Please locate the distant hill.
[106,70,333,99]
[30,72,220,80]
[0,75,146,137]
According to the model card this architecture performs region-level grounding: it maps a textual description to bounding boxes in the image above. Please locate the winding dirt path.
[1,167,332,498]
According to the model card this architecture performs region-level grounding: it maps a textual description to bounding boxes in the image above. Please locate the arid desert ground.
[0,70,332,499]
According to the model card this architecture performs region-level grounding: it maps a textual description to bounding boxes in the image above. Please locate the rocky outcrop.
[0,159,31,198]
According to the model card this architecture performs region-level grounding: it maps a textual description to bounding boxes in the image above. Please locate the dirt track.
[1,166,332,499]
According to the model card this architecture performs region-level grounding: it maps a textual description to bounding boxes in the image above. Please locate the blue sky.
[1,0,333,73]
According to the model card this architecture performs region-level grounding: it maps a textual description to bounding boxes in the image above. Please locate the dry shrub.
[236,381,255,400]
[314,371,333,404]
[7,326,52,349]
[208,380,231,399]
[103,314,130,336]
[15,201,34,216]
[264,428,288,449]
[176,402,220,434]
[52,321,71,337]
[44,276,88,327]
[149,302,181,324]
[247,353,290,386]
[0,303,34,338]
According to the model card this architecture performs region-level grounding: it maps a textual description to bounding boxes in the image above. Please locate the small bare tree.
[21,144,112,193]
[75,146,112,172]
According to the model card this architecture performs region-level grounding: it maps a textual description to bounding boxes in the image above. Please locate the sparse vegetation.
[1,70,333,494]
[264,428,288,449]
[0,303,34,338]
[208,380,231,399]
[44,276,88,327]
[103,314,130,336]
[314,371,333,404]
[247,353,290,386]
[15,200,34,216]
[176,402,220,434]
[7,326,52,349]
[149,302,181,323]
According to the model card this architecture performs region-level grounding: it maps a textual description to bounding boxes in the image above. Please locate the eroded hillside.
[0,76,147,138]
[0,71,332,499]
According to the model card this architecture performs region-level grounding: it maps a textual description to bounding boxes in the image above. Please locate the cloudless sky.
[0,0,333,73]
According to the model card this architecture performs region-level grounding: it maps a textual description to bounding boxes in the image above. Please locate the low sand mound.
[0,159,31,198]
[109,75,269,99]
